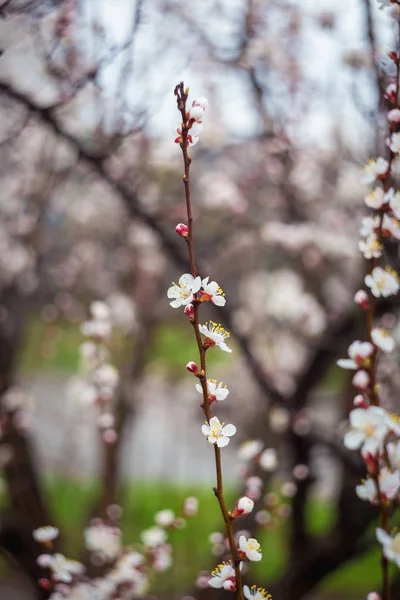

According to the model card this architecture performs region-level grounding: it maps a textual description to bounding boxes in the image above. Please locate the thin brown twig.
[174,82,244,600]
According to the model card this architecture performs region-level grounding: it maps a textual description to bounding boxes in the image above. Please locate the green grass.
[4,477,379,597]
[19,315,230,378]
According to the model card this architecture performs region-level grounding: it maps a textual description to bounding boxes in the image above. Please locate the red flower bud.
[354,290,369,310]
[186,361,200,375]
[176,223,189,237]
[184,303,195,319]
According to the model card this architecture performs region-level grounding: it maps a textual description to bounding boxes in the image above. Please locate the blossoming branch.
[340,8,400,598]
[171,81,270,600]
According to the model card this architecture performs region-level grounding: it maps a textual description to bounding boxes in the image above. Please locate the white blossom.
[243,585,272,599]
[344,406,388,454]
[361,158,388,184]
[141,526,167,547]
[390,190,400,218]
[200,277,226,306]
[154,509,175,527]
[199,321,232,352]
[337,340,374,370]
[239,535,262,561]
[365,267,399,298]
[359,235,383,259]
[167,274,201,308]
[196,379,229,402]
[389,132,400,154]
[376,528,400,567]
[201,416,236,447]
[33,526,59,544]
[356,469,400,503]
[236,496,254,514]
[45,553,85,583]
[83,524,121,561]
[371,328,395,353]
[208,562,236,589]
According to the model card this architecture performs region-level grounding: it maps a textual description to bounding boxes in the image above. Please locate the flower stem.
[174,82,244,600]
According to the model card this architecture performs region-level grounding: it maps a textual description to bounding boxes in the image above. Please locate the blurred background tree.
[0,0,399,598]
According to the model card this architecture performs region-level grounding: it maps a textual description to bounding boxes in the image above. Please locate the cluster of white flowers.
[343,32,400,594]
[34,497,197,598]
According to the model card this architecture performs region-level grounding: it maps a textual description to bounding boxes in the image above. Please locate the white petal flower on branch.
[141,526,167,548]
[196,379,229,402]
[356,469,400,503]
[344,406,388,453]
[167,274,201,308]
[371,328,395,353]
[389,190,400,218]
[364,187,386,209]
[201,416,236,447]
[365,267,400,298]
[199,321,232,352]
[208,562,236,589]
[337,340,374,370]
[46,553,85,583]
[33,526,59,544]
[359,235,383,259]
[361,158,388,184]
[243,585,272,599]
[200,277,226,306]
[154,509,176,527]
[389,131,400,154]
[193,97,208,110]
[376,528,400,567]
[236,496,254,514]
[84,523,121,561]
[239,535,262,561]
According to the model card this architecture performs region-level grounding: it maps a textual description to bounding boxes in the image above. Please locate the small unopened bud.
[186,361,200,375]
[367,593,382,600]
[362,450,379,475]
[388,50,399,65]
[354,394,369,408]
[223,579,236,592]
[354,290,369,310]
[184,304,195,319]
[38,579,50,590]
[175,223,189,237]
[352,370,370,390]
[385,83,397,104]
[231,496,254,518]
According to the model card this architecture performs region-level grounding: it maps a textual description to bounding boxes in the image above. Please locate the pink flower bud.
[354,394,369,408]
[176,223,189,237]
[385,83,397,104]
[367,593,382,600]
[186,361,200,375]
[388,108,400,123]
[354,290,369,310]
[362,450,378,475]
[223,579,236,592]
[352,370,370,390]
[183,496,199,516]
[292,464,310,481]
[184,304,195,319]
